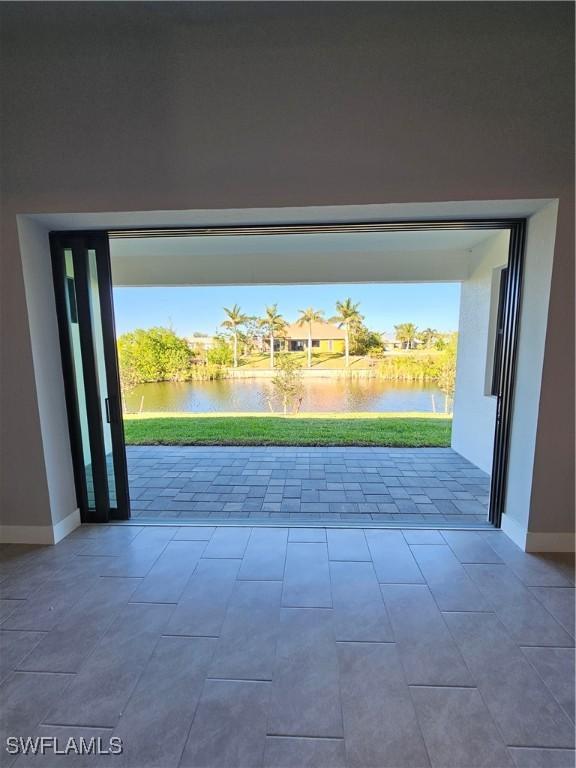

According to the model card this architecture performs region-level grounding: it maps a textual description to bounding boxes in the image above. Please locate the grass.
[237,352,370,370]
[123,412,452,447]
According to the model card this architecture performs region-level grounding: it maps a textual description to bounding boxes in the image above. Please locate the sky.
[112,283,461,338]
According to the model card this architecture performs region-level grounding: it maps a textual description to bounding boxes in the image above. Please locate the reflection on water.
[123,379,445,414]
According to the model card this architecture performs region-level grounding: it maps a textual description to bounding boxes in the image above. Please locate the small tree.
[434,331,456,351]
[436,337,458,413]
[206,335,234,366]
[350,322,383,357]
[418,327,440,349]
[241,317,265,357]
[270,353,304,415]
[118,354,140,410]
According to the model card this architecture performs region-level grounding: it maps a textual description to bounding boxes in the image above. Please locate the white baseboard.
[53,508,81,543]
[502,514,575,552]
[501,514,528,549]
[0,508,81,545]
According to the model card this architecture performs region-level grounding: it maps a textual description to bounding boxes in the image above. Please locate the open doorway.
[50,220,524,529]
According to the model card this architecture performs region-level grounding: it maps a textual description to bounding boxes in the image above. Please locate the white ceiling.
[110,228,506,286]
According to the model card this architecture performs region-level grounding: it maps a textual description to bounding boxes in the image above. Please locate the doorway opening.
[50,219,525,529]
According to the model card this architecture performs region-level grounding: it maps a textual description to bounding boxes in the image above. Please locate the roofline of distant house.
[282,320,346,340]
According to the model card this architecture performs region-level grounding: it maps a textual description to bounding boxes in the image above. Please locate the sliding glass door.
[51,232,129,522]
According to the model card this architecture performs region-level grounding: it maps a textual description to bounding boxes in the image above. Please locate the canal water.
[123,379,445,414]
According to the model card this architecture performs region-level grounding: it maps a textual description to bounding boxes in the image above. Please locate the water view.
[115,286,457,447]
[123,379,445,414]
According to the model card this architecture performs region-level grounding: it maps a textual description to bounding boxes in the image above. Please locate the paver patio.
[127,446,491,525]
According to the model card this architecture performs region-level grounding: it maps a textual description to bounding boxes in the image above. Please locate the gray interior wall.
[15,219,78,526]
[0,217,54,528]
[1,3,574,534]
[525,201,575,535]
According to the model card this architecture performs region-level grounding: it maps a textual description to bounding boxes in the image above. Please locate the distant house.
[188,335,215,352]
[380,334,421,351]
[281,320,346,353]
[380,335,404,351]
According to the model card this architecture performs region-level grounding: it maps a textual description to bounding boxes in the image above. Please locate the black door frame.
[52,218,526,528]
[50,231,130,522]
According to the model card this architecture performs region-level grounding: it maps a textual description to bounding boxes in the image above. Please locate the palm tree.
[221,304,250,368]
[394,322,418,350]
[296,307,324,368]
[261,304,287,369]
[419,327,439,349]
[330,298,363,368]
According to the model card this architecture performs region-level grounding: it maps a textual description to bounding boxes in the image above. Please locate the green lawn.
[237,352,370,370]
[236,350,443,371]
[123,412,452,447]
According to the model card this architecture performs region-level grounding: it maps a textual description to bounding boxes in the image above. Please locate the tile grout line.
[204,677,272,683]
[41,722,115,730]
[266,733,346,741]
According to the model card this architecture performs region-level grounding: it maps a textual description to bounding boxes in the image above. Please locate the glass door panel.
[88,249,117,508]
[51,233,129,522]
[63,249,95,509]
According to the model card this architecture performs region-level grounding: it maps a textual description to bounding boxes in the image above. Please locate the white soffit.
[110,228,503,286]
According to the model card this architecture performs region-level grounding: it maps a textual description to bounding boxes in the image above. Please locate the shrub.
[206,336,234,366]
[117,327,194,386]
[350,323,383,356]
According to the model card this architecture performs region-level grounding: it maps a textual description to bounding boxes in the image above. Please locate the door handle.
[105,397,111,424]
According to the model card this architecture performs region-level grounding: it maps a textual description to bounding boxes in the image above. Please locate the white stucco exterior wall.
[451,232,510,474]
[503,202,563,548]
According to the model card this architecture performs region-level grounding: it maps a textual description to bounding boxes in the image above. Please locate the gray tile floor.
[127,446,491,525]
[0,525,574,767]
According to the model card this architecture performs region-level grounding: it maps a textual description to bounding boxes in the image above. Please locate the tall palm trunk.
[307,323,312,368]
[233,332,238,368]
[270,333,274,369]
[344,324,350,368]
